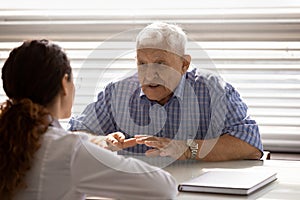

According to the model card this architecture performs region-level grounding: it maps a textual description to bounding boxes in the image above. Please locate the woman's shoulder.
[44,127,89,146]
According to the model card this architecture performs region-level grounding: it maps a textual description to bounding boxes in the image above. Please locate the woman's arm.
[70,134,177,200]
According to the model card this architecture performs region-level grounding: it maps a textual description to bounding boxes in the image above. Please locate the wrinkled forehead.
[136,42,183,57]
[136,48,181,60]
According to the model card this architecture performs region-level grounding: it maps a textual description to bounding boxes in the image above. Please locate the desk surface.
[87,159,300,200]
[165,159,300,200]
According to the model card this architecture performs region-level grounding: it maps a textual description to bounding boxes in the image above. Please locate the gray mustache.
[141,78,166,86]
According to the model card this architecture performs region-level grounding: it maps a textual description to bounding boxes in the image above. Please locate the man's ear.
[61,74,69,96]
[182,54,191,73]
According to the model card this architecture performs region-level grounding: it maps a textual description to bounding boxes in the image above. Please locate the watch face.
[186,139,197,147]
[186,139,194,146]
[187,139,198,149]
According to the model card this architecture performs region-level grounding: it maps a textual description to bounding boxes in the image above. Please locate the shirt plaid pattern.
[69,68,263,153]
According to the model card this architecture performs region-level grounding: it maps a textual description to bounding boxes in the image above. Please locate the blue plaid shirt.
[69,68,263,153]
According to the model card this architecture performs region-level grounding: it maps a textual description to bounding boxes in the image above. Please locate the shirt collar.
[174,75,186,101]
[50,117,63,128]
[139,74,186,101]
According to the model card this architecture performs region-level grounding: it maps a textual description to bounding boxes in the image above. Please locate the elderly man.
[69,22,263,161]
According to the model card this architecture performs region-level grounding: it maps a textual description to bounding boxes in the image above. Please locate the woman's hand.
[105,132,137,151]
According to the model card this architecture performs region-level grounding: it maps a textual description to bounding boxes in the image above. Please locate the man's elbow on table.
[199,134,263,162]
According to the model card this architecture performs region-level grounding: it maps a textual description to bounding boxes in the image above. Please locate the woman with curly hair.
[0,40,176,200]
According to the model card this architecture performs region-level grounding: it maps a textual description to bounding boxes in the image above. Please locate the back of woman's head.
[0,39,71,199]
[2,39,71,105]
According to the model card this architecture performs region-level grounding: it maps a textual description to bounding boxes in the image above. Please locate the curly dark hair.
[0,39,72,199]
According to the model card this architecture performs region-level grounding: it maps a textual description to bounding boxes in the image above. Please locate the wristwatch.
[186,139,199,160]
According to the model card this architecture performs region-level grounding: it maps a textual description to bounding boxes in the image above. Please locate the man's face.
[137,48,189,105]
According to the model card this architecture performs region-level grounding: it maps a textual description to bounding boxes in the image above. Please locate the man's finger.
[144,141,164,149]
[134,135,149,138]
[135,136,158,144]
[159,148,171,157]
[145,149,160,157]
[122,138,137,148]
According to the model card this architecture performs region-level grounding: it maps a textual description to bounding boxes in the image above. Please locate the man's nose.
[145,64,159,80]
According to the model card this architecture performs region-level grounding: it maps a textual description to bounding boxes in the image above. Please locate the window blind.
[0,0,300,152]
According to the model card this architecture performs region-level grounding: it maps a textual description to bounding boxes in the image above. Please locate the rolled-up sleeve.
[222,83,263,152]
[68,83,117,135]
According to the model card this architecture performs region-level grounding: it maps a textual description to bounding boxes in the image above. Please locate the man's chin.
[144,94,160,101]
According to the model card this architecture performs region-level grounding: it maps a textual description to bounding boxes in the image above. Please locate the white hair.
[136,22,187,56]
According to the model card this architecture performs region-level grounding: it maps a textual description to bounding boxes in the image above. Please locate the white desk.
[165,159,300,200]
[87,159,300,200]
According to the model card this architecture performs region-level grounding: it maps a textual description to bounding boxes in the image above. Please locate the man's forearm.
[194,134,262,161]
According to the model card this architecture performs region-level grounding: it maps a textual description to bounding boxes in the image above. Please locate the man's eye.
[138,63,147,69]
[157,61,165,65]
